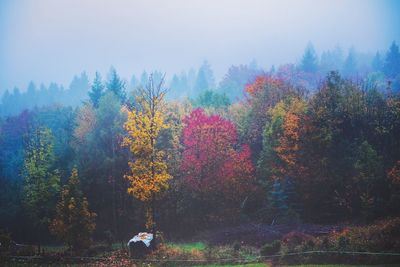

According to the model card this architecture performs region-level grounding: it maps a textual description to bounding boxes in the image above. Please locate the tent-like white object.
[127,232,153,248]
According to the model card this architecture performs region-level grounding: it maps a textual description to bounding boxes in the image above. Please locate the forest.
[1,39,400,265]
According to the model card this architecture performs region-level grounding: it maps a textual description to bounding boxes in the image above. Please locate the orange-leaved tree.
[274,97,309,180]
[122,74,171,234]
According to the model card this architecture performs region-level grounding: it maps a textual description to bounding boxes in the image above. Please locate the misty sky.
[0,0,399,92]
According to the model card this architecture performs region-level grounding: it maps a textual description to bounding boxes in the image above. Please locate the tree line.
[0,41,400,250]
[2,41,400,117]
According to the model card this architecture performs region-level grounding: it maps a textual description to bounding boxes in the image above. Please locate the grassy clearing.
[166,241,207,252]
[6,242,400,267]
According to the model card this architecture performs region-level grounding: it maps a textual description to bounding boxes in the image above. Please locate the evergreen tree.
[69,72,90,105]
[300,42,318,73]
[152,70,164,86]
[88,72,104,108]
[170,74,180,89]
[268,180,289,223]
[320,45,344,73]
[169,71,191,99]
[218,64,261,100]
[130,74,139,90]
[194,68,209,94]
[169,74,181,99]
[106,67,126,102]
[179,71,189,91]
[343,48,357,77]
[0,90,11,116]
[26,81,37,109]
[192,90,230,109]
[74,91,128,239]
[50,168,96,250]
[140,71,149,87]
[37,84,47,106]
[194,61,215,94]
[48,83,62,104]
[383,41,400,78]
[371,52,383,72]
[187,68,197,94]
[1,89,10,105]
[353,141,384,219]
[11,88,22,115]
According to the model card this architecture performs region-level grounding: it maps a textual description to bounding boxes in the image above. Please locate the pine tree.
[300,43,318,73]
[383,41,400,78]
[371,52,383,72]
[140,71,149,87]
[194,61,216,94]
[194,68,209,94]
[353,141,383,219]
[343,48,357,77]
[268,180,289,223]
[169,74,182,99]
[130,74,139,90]
[89,72,104,108]
[50,168,96,250]
[26,81,37,109]
[69,72,90,105]
[107,67,126,102]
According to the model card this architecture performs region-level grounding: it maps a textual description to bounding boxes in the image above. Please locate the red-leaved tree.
[181,108,254,204]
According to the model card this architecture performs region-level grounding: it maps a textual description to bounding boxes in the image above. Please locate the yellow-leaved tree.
[123,74,171,235]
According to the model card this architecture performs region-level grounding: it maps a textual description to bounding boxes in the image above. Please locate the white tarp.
[127,232,153,248]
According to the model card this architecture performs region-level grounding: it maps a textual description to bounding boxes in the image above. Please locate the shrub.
[232,241,241,252]
[260,240,281,256]
[281,231,314,251]
[0,229,12,253]
[331,218,400,252]
[337,235,349,250]
[277,219,400,265]
[321,237,330,249]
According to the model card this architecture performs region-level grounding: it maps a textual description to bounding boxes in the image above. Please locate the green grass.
[166,241,207,252]
[194,264,267,267]
[41,245,66,253]
[283,265,400,267]
[9,242,400,267]
[197,265,399,267]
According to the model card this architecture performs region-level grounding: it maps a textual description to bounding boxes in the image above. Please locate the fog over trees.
[1,1,400,264]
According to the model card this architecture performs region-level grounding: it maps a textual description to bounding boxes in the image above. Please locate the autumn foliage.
[123,105,171,202]
[50,168,96,250]
[181,108,254,201]
[274,98,309,181]
[245,76,283,97]
[123,76,172,230]
[2,62,400,252]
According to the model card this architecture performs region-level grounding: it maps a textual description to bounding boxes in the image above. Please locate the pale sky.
[0,0,399,92]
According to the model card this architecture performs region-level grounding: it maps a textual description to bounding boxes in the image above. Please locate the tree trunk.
[111,136,118,242]
[145,201,157,249]
[151,199,157,249]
